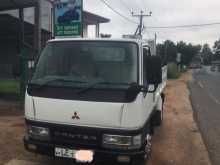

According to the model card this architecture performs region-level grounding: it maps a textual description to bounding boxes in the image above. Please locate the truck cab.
[24,38,167,165]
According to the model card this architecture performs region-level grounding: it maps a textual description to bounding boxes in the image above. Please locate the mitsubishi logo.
[72,112,80,120]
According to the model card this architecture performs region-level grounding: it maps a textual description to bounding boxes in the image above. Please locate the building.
[1,0,110,37]
[0,0,110,79]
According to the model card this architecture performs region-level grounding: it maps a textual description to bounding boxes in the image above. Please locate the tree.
[164,40,177,63]
[213,39,220,49]
[157,40,201,66]
[201,43,213,65]
[213,39,220,60]
[177,42,201,65]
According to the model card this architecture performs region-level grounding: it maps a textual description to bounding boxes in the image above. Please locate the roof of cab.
[48,37,144,45]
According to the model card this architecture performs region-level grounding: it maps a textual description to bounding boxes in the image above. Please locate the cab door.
[141,46,155,121]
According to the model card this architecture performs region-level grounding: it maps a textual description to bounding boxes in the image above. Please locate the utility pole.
[34,0,42,54]
[132,11,152,37]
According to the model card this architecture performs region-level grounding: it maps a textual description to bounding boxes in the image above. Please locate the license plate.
[55,147,94,163]
[55,147,76,159]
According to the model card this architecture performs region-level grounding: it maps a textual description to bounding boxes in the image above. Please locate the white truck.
[24,38,167,165]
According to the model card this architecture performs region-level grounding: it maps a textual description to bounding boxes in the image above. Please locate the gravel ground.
[0,72,211,165]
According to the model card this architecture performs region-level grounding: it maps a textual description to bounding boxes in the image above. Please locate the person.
[69,54,97,79]
[58,0,80,24]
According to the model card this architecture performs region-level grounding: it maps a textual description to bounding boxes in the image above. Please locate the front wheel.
[131,134,152,165]
[131,157,146,165]
[154,110,163,126]
[154,94,165,126]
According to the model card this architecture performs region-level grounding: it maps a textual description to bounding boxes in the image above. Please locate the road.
[189,66,220,165]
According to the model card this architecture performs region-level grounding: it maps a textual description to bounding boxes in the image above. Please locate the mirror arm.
[139,84,148,93]
[147,84,159,93]
[141,88,148,93]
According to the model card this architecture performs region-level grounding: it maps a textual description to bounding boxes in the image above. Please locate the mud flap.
[152,94,164,127]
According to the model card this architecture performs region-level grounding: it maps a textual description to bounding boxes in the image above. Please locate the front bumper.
[24,135,145,162]
[24,119,149,163]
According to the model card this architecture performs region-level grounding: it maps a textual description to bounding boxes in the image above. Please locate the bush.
[0,79,20,94]
[167,63,181,79]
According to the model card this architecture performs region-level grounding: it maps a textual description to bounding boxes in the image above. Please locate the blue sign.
[54,0,83,37]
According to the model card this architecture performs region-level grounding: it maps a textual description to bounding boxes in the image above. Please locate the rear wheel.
[154,94,165,126]
[161,93,165,122]
[154,110,163,126]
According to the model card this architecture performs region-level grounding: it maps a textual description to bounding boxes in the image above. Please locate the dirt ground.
[0,72,211,165]
[149,72,211,165]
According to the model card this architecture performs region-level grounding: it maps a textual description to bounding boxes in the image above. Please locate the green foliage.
[167,63,181,79]
[177,41,201,65]
[157,40,201,66]
[213,39,220,49]
[201,43,213,65]
[212,39,220,60]
[0,79,20,94]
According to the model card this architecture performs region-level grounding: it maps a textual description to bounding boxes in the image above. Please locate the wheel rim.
[144,134,152,160]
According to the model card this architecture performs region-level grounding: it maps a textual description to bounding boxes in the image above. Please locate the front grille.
[51,128,101,147]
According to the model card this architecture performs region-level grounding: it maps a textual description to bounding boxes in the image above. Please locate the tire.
[154,110,162,126]
[160,93,165,125]
[131,157,147,165]
[131,134,152,165]
[153,94,164,126]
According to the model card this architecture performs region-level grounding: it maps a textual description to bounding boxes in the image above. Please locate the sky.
[84,0,220,47]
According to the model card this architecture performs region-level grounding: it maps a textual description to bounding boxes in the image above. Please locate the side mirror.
[146,56,162,85]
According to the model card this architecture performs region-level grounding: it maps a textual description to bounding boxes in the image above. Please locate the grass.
[0,79,20,94]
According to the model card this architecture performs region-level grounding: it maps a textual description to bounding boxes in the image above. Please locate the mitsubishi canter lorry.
[24,38,167,165]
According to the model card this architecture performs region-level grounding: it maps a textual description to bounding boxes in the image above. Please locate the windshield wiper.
[77,81,129,95]
[31,78,86,89]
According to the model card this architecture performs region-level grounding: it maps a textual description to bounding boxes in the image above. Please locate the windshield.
[31,41,138,89]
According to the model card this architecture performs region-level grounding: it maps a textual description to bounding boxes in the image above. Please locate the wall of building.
[0,0,52,32]
[0,0,101,38]
[0,0,108,78]
[0,38,18,78]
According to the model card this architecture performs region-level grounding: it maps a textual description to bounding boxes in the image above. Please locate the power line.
[119,0,132,13]
[146,22,220,29]
[100,0,138,24]
[142,26,152,38]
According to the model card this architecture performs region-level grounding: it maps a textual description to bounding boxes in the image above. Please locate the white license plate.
[55,147,94,163]
[55,147,76,159]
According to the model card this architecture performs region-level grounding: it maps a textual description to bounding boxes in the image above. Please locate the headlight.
[103,134,142,149]
[28,126,50,140]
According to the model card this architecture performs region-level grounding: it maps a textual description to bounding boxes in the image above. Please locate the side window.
[143,47,151,85]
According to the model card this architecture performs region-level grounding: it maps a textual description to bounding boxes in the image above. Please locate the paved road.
[189,66,220,165]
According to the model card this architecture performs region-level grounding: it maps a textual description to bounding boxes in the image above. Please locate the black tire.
[152,110,163,128]
[153,99,164,126]
[131,157,147,165]
[131,134,152,165]
[154,110,162,126]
